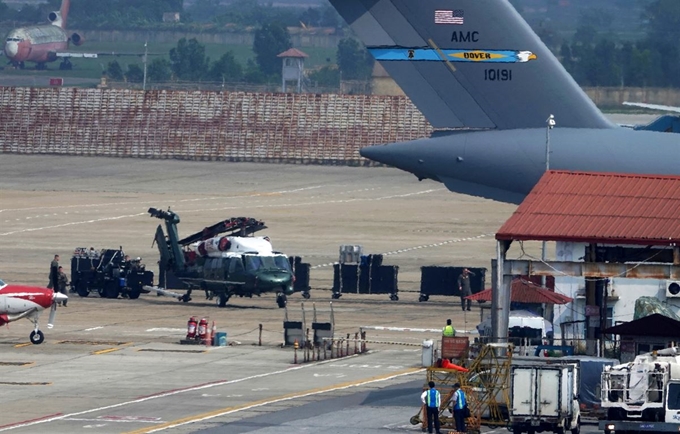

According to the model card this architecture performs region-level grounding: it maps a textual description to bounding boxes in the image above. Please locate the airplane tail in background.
[60,0,70,29]
[328,0,614,131]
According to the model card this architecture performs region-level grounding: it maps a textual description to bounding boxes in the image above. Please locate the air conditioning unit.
[666,281,680,298]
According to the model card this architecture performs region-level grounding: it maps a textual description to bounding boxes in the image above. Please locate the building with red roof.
[491,171,680,354]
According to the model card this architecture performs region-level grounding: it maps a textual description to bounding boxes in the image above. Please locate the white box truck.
[509,364,580,434]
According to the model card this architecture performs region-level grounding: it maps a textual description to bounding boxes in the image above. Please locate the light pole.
[545,114,555,170]
[542,114,555,290]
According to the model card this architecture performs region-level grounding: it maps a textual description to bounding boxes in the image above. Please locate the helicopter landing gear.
[217,293,230,308]
[276,293,287,308]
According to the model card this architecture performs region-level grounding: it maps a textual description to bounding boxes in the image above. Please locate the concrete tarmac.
[0,154,513,433]
[0,138,633,433]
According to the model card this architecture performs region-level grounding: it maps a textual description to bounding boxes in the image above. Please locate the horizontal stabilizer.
[54,52,97,58]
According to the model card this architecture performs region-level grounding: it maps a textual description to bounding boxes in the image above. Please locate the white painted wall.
[552,241,680,339]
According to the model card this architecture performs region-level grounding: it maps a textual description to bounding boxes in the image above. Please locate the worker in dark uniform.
[57,266,68,306]
[442,319,455,337]
[451,382,468,432]
[458,268,475,311]
[420,381,442,434]
[48,254,59,290]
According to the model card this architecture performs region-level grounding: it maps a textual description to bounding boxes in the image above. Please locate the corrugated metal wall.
[0,87,432,163]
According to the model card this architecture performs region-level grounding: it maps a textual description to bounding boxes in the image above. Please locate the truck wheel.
[277,294,287,308]
[128,288,141,300]
[570,425,579,434]
[76,283,89,298]
[105,283,119,299]
[512,428,522,434]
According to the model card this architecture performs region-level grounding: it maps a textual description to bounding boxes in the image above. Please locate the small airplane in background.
[621,102,680,133]
[0,278,67,344]
[3,0,154,71]
[3,0,88,70]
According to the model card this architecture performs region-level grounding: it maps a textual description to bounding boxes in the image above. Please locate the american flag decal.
[434,9,464,25]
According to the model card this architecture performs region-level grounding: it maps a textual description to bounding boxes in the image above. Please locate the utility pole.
[142,41,148,91]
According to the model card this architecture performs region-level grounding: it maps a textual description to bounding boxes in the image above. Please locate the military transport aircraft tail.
[328,0,614,131]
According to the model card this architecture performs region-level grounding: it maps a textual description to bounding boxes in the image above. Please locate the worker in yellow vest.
[442,319,455,337]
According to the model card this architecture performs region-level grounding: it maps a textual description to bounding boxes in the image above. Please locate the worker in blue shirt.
[420,381,443,434]
[451,382,468,432]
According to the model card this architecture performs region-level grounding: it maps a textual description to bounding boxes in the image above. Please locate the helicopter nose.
[4,41,18,58]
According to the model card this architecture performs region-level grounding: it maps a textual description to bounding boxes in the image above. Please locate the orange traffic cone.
[204,321,213,346]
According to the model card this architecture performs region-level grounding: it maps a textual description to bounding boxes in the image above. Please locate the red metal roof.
[466,279,573,304]
[496,171,680,245]
[277,48,309,58]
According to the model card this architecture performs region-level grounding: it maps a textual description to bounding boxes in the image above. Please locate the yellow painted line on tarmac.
[93,347,122,355]
[13,343,32,348]
[0,361,34,367]
[125,367,424,434]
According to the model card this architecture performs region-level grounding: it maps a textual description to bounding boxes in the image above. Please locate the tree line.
[546,0,680,87]
[4,0,678,88]
[106,22,372,86]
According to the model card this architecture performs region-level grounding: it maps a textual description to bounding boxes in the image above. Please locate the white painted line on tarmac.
[0,354,362,432]
[64,418,164,424]
[145,328,185,333]
[0,213,147,237]
[130,367,425,434]
[84,327,103,332]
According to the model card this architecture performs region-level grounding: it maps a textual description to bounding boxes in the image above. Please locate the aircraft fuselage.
[361,127,680,203]
[4,26,68,63]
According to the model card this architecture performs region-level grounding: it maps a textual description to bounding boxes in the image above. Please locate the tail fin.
[328,0,613,130]
[60,0,70,29]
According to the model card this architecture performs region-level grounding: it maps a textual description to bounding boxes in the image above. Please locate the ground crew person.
[458,268,475,311]
[48,254,59,289]
[442,319,455,337]
[420,381,443,434]
[57,266,68,307]
[451,382,468,432]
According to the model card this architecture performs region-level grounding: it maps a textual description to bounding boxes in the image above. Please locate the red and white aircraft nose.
[4,41,19,58]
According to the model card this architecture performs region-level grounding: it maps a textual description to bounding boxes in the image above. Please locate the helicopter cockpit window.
[273,255,292,272]
[244,255,291,272]
[244,255,264,272]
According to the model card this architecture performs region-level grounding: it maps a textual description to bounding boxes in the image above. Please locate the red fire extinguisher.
[187,316,198,339]
[197,317,208,340]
